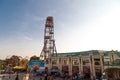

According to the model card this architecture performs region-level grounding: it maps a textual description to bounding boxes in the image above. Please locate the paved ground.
[0,73,64,80]
[0,73,23,80]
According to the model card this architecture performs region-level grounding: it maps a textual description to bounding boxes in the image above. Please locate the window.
[63,60,68,64]
[94,62,100,65]
[73,60,79,65]
[82,57,90,66]
[104,61,110,65]
[52,60,57,64]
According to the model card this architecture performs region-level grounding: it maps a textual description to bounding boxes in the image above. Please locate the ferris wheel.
[40,16,57,62]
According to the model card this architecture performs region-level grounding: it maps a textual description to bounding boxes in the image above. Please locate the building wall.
[48,51,120,79]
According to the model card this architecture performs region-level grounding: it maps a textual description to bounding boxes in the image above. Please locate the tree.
[5,55,22,67]
[0,60,6,69]
[19,58,28,68]
[30,55,39,61]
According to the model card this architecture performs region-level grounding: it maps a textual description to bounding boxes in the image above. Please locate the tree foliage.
[30,55,39,61]
[19,58,28,68]
[5,55,21,67]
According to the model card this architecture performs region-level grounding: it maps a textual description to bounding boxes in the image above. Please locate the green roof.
[51,50,100,56]
[103,51,111,56]
[51,50,120,57]
[115,52,120,57]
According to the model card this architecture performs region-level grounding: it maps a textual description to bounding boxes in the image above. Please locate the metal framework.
[40,16,57,61]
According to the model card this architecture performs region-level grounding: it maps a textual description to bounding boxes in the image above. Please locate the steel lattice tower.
[40,16,57,61]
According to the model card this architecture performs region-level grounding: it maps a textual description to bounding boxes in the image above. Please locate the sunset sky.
[0,0,120,59]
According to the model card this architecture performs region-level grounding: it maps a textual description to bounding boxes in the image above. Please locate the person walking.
[23,73,29,80]
[39,77,42,80]
[50,75,55,80]
[0,77,2,80]
[15,73,19,80]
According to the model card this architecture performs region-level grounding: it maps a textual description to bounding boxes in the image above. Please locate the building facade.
[47,50,120,79]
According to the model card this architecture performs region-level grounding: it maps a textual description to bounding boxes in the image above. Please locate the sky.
[0,0,120,59]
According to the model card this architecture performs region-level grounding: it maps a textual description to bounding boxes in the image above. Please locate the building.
[47,50,120,79]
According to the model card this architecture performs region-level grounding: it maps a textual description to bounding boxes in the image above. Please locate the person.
[44,73,48,80]
[23,73,29,80]
[39,77,42,80]
[93,76,96,80]
[0,77,2,80]
[15,73,19,80]
[99,76,103,80]
[47,75,50,80]
[44,76,47,80]
[50,75,55,80]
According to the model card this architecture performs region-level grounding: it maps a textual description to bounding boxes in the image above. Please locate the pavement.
[0,73,64,80]
[0,73,22,80]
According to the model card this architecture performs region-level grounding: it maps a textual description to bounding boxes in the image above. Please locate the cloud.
[32,15,45,21]
[24,36,33,41]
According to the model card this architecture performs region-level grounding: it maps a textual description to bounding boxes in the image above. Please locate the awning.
[36,69,45,73]
[13,66,25,69]
[50,69,59,72]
